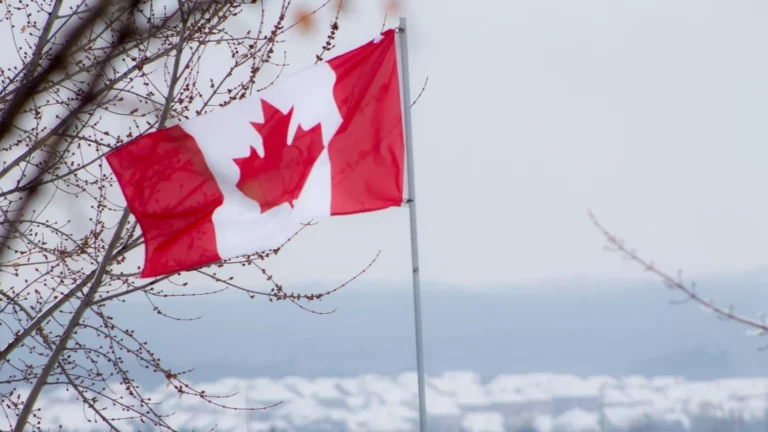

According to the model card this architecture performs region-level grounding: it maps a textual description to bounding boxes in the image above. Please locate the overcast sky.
[10,0,767,288]
[229,0,767,287]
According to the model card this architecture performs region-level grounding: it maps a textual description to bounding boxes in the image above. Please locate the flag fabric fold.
[107,29,405,278]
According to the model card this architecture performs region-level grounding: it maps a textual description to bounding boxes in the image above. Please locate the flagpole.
[395,17,428,432]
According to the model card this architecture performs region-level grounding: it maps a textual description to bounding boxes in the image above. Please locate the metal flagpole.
[395,17,428,432]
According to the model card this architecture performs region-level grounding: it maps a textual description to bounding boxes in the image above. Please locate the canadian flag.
[107,29,406,278]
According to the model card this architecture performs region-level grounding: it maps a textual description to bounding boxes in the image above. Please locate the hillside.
[99,273,768,384]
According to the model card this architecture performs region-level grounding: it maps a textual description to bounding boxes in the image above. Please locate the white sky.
[255,0,768,286]
[7,0,767,288]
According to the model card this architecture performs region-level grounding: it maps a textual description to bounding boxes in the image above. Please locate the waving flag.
[107,30,405,277]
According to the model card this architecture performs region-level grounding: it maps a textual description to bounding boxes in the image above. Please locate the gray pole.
[599,384,605,432]
[395,17,428,432]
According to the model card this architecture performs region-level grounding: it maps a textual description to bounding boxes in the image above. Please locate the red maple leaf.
[233,99,324,214]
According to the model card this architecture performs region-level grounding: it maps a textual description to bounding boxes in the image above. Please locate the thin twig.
[589,210,768,334]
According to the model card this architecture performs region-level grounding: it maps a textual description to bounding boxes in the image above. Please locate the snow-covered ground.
[12,372,768,431]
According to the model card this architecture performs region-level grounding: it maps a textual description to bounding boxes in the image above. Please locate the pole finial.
[397,17,406,32]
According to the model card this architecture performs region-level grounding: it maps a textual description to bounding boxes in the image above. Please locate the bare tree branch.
[0,0,372,428]
[589,210,768,335]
